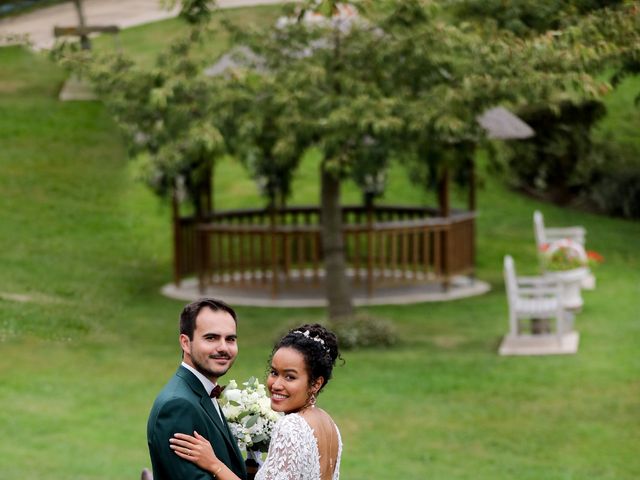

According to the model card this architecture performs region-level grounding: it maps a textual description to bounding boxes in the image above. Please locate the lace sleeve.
[256,414,318,480]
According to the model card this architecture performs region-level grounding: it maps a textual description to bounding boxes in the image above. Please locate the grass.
[1,7,640,479]
[91,5,283,69]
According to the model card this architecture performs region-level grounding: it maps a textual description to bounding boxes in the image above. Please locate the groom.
[147,298,247,480]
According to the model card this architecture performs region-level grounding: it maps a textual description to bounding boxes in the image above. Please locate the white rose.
[258,397,271,411]
[226,389,245,404]
[223,405,243,420]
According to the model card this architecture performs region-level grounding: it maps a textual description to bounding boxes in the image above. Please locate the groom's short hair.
[180,298,238,340]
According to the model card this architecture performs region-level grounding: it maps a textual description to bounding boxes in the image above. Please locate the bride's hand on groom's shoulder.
[170,431,219,473]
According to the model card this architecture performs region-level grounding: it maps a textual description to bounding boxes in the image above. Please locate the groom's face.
[181,307,238,382]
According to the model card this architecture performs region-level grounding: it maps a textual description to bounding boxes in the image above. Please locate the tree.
[446,1,640,203]
[209,70,310,209]
[224,0,404,319]
[60,7,225,217]
[57,0,639,318]
[212,0,638,319]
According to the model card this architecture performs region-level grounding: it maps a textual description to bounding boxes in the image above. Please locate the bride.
[170,324,343,480]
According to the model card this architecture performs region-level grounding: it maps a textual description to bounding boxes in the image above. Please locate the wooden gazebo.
[171,172,477,299]
[169,107,533,300]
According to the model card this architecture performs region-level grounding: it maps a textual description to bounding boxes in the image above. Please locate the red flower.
[587,250,604,264]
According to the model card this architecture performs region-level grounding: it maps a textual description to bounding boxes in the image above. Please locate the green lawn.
[1,8,640,479]
[91,5,283,68]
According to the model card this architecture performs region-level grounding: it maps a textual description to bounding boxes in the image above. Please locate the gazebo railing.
[172,205,475,297]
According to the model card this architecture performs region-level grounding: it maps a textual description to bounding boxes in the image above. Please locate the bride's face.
[267,347,313,413]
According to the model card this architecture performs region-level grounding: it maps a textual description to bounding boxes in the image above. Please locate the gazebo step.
[161,275,490,307]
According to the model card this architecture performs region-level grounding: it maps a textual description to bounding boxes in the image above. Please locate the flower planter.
[581,272,596,290]
[545,267,590,311]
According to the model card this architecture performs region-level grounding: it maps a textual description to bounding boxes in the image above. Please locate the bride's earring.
[308,392,317,407]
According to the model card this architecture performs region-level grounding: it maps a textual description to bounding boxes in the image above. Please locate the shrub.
[501,100,606,203]
[589,170,640,218]
[273,313,398,351]
[581,143,640,219]
[453,0,625,36]
[327,313,398,350]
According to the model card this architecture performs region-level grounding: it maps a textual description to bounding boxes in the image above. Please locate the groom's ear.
[179,334,191,356]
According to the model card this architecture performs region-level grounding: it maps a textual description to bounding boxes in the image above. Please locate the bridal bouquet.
[220,377,282,454]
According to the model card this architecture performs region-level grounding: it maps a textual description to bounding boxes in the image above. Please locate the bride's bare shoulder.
[299,408,335,430]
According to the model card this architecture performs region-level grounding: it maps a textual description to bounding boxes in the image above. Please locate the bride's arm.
[170,431,241,480]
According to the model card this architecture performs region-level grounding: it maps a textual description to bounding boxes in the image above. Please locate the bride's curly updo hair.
[273,323,340,394]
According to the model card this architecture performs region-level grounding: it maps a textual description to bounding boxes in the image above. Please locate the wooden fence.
[172,205,475,297]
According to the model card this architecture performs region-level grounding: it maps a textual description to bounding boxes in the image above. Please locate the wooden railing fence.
[172,206,475,297]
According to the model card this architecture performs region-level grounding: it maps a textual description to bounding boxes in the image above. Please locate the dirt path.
[0,0,283,49]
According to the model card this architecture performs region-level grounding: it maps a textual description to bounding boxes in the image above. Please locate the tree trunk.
[320,167,354,320]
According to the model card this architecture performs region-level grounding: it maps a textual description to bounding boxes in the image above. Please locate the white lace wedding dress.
[255,413,342,480]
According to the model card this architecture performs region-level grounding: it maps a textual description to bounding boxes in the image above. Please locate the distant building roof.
[204,46,265,77]
[476,106,535,140]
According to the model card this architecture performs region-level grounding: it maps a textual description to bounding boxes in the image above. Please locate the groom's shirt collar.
[181,361,218,396]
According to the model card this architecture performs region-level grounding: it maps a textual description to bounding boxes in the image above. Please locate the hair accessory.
[292,329,330,353]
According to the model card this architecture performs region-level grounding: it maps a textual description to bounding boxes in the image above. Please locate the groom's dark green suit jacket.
[147,366,247,480]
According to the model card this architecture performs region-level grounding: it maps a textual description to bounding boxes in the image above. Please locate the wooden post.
[72,0,90,50]
[270,208,279,299]
[438,167,450,217]
[197,227,206,295]
[171,188,182,288]
[207,163,214,216]
[468,158,476,211]
[438,167,451,289]
[441,225,451,291]
[53,1,121,50]
[366,198,374,297]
